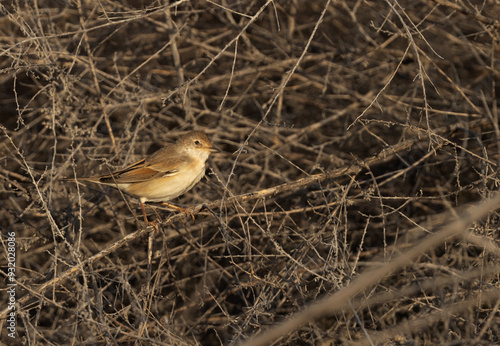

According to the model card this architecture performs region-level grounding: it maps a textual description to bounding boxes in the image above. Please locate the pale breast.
[125,163,206,202]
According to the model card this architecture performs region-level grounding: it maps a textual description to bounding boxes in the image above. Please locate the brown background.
[1,0,500,344]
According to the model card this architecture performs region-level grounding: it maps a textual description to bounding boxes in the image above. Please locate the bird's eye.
[194,140,201,145]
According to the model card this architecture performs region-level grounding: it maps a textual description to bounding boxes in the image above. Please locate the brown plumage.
[66,131,217,223]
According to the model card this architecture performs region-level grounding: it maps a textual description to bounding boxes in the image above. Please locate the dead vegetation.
[1,0,500,344]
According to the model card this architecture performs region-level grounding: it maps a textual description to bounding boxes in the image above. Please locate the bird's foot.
[160,202,195,220]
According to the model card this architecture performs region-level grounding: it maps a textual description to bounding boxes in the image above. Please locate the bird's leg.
[160,202,195,220]
[141,201,149,223]
[140,200,158,228]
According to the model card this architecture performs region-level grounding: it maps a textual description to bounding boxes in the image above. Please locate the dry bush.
[1,0,500,345]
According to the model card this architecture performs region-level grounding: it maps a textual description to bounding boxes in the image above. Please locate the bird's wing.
[143,147,186,173]
[93,150,185,184]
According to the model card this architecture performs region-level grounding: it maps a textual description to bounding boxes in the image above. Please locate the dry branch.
[1,0,499,344]
[241,193,500,346]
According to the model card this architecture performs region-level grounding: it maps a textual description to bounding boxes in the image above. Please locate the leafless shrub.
[1,0,500,344]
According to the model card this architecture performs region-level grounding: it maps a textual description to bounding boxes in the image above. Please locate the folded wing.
[95,151,184,184]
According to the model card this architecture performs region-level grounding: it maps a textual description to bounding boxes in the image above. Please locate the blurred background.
[1,0,499,344]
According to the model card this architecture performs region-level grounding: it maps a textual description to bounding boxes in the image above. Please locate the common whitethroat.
[67,131,217,223]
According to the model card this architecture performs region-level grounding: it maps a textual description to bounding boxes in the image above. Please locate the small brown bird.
[67,131,217,223]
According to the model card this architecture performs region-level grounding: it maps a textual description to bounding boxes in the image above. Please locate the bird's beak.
[208,147,219,153]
